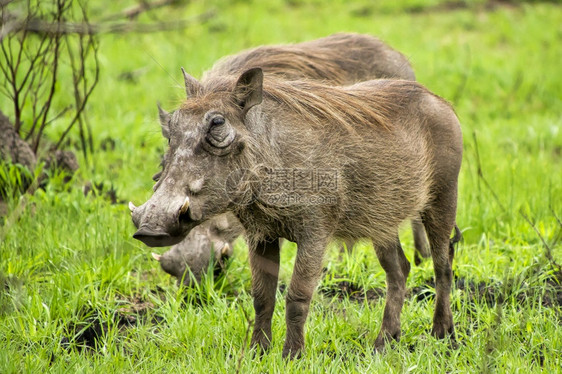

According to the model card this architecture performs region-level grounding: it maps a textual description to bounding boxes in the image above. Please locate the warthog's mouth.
[130,196,202,247]
[133,213,202,247]
[133,227,185,247]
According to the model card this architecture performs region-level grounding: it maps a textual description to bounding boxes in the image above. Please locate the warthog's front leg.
[283,237,328,359]
[250,238,280,351]
[374,236,410,351]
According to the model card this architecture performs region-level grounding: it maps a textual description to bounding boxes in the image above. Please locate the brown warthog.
[150,212,241,285]
[130,67,463,357]
[152,33,430,285]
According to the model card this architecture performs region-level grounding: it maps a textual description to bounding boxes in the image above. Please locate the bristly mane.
[261,78,422,132]
[182,75,423,132]
[205,33,416,85]
[210,48,349,85]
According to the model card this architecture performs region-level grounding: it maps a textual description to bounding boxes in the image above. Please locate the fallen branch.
[101,0,186,21]
[0,9,216,38]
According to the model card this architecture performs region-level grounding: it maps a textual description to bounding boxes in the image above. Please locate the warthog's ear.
[233,67,263,115]
[181,67,202,98]
[157,102,171,139]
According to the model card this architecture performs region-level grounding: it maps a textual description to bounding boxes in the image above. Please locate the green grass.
[1,0,561,372]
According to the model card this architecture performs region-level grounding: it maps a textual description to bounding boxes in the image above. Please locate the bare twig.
[551,205,562,229]
[54,38,99,150]
[472,131,507,212]
[63,8,98,164]
[472,131,560,270]
[519,210,561,272]
[144,49,181,87]
[1,0,213,164]
[101,0,185,21]
[23,35,53,139]
[547,206,562,249]
[32,0,62,153]
[1,10,215,38]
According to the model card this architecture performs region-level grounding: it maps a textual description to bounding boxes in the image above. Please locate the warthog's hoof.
[282,344,303,359]
[431,322,455,340]
[374,330,401,353]
[250,332,272,355]
[431,322,458,350]
[249,344,268,359]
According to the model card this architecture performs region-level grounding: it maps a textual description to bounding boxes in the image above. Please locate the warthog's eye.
[206,114,235,150]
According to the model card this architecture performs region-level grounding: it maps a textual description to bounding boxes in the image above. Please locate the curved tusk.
[128,201,136,213]
[221,243,231,255]
[151,252,162,262]
[179,196,190,215]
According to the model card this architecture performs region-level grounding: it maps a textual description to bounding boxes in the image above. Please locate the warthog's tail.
[450,225,462,246]
[448,224,462,262]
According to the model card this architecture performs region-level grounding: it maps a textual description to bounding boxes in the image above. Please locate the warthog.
[150,211,242,285]
[130,67,463,356]
[152,33,430,285]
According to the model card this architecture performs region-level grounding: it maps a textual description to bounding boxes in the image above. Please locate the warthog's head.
[130,68,263,247]
[151,214,242,285]
[151,224,233,285]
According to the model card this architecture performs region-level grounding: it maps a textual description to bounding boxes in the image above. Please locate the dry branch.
[1,0,212,162]
[472,131,507,212]
[101,0,186,21]
[1,9,215,39]
[520,210,561,272]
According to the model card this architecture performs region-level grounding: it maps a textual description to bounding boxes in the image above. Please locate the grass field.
[1,0,561,372]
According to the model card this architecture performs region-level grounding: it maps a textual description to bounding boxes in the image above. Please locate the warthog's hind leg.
[422,186,458,344]
[373,235,410,351]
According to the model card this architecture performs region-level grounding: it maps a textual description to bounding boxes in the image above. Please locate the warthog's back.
[205,33,415,84]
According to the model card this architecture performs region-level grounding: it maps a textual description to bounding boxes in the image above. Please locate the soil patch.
[321,271,562,308]
[62,295,163,352]
[321,281,385,303]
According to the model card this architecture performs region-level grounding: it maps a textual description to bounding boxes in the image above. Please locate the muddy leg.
[412,216,430,266]
[283,237,327,359]
[374,236,410,351]
[423,201,457,341]
[250,238,280,351]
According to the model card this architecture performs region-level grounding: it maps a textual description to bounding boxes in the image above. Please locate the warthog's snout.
[131,194,198,247]
[132,227,182,247]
